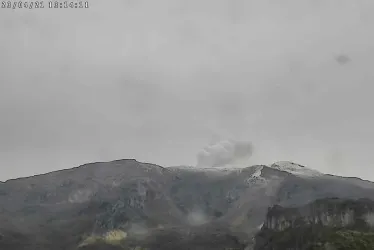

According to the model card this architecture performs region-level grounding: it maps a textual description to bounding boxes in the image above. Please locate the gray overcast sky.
[1,0,374,181]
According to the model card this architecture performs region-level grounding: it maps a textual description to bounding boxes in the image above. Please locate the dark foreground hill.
[1,159,374,250]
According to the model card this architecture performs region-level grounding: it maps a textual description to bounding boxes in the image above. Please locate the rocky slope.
[1,159,374,249]
[255,198,374,249]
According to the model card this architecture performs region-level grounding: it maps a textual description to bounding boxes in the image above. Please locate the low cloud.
[186,208,209,226]
[128,223,149,238]
[196,139,253,168]
[364,213,374,228]
[68,188,94,203]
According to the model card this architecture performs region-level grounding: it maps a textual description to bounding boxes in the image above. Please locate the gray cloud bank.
[1,0,374,180]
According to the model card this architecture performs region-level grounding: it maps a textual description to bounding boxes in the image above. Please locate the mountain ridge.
[3,158,372,183]
[1,159,374,250]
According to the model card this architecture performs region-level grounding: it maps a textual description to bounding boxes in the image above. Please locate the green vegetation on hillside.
[256,226,374,250]
[324,230,374,250]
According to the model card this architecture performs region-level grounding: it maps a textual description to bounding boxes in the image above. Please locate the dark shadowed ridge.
[3,159,166,183]
[325,174,372,182]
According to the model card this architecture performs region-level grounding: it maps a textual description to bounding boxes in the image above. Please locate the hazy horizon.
[1,0,374,181]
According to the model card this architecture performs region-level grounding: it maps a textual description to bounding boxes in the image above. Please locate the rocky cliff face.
[1,159,374,250]
[264,198,374,231]
[255,198,374,250]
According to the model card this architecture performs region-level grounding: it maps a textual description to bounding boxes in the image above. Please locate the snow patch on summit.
[251,166,263,178]
[245,165,266,185]
[270,161,322,177]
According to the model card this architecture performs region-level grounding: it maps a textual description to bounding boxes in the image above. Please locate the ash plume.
[196,139,253,168]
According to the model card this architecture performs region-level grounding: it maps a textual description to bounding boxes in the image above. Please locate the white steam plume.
[196,139,253,168]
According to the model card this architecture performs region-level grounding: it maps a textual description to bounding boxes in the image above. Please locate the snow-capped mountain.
[170,160,323,178]
[269,161,323,177]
